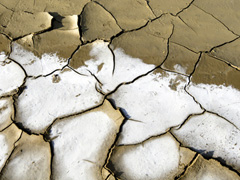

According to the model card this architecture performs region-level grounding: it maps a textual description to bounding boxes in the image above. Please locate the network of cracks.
[0,0,240,179]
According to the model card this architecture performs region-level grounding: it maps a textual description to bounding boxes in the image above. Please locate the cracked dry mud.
[0,1,240,180]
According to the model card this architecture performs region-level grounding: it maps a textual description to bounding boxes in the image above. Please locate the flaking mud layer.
[0,0,240,179]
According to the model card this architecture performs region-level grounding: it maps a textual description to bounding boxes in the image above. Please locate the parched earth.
[0,0,240,179]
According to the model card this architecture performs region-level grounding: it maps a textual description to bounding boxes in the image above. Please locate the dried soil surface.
[0,0,240,179]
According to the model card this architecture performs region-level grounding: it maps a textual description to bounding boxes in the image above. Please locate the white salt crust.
[10,43,67,77]
[110,70,203,145]
[73,40,156,93]
[110,133,189,180]
[173,112,240,172]
[0,59,25,97]
[15,68,103,133]
[187,83,240,128]
[50,101,124,180]
[0,52,7,62]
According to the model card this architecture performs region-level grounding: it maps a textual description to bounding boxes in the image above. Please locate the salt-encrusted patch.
[172,112,240,172]
[15,68,103,133]
[0,52,7,62]
[71,41,114,81]
[0,98,14,131]
[109,133,189,180]
[71,40,155,94]
[100,48,156,93]
[10,43,67,76]
[0,59,25,97]
[110,69,203,145]
[49,100,124,180]
[187,83,240,128]
[173,64,187,74]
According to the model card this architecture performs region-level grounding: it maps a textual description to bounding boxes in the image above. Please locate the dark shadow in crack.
[49,140,55,180]
[119,108,131,119]
[49,12,64,30]
[199,150,214,159]
[191,148,214,159]
[108,98,131,118]
[16,85,28,96]
[107,98,117,110]
[43,128,52,142]
[13,121,32,135]
[106,160,124,178]
[190,148,228,169]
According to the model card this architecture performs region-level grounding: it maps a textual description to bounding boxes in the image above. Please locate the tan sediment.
[170,5,237,52]
[0,12,52,39]
[179,155,240,180]
[0,34,11,56]
[80,2,121,42]
[191,54,240,90]
[69,43,93,69]
[162,42,199,75]
[33,29,81,59]
[111,14,173,66]
[95,0,155,30]
[210,38,240,68]
[148,0,193,16]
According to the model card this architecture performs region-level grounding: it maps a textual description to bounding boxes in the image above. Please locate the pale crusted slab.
[172,112,240,172]
[49,100,124,180]
[0,132,51,180]
[109,133,181,180]
[179,155,240,180]
[15,68,104,133]
[110,69,202,145]
[0,124,21,172]
[171,6,237,52]
[0,59,25,97]
[0,98,14,131]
